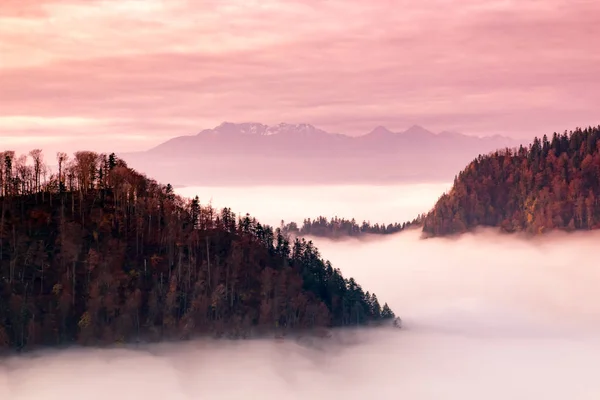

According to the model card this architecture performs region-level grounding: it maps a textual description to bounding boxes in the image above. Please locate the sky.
[1,0,599,154]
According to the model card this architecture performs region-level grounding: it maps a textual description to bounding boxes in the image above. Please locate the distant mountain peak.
[267,122,321,135]
[274,122,313,129]
[368,125,395,136]
[198,122,323,136]
[206,122,267,135]
[404,125,435,136]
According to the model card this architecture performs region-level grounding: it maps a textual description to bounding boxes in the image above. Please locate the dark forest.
[281,215,424,239]
[0,150,394,352]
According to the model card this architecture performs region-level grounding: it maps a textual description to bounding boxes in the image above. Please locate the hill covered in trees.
[422,126,600,236]
[281,215,425,239]
[0,150,394,352]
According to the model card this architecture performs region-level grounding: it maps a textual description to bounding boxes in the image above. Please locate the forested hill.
[0,150,394,352]
[281,215,425,239]
[422,126,600,236]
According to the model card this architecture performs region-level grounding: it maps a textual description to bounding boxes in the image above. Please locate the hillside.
[120,122,518,185]
[422,126,600,236]
[0,150,394,352]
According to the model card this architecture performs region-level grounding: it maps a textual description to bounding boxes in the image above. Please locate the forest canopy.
[0,149,394,352]
[422,126,600,236]
[281,215,424,239]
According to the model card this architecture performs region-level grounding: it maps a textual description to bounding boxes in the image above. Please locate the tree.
[74,151,99,193]
[381,303,395,319]
[57,152,68,193]
[29,149,44,193]
[369,293,381,319]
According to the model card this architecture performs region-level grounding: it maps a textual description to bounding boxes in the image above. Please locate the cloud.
[1,0,599,151]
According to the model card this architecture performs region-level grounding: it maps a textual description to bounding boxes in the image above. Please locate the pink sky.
[1,0,599,154]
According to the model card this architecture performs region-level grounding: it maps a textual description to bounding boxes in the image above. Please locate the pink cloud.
[0,0,599,153]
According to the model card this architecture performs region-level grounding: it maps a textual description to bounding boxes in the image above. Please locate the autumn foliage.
[0,150,394,351]
[423,126,600,236]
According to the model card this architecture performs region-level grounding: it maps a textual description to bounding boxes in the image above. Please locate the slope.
[0,150,394,352]
[422,126,600,236]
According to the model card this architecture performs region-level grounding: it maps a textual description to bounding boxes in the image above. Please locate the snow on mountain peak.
[265,123,320,135]
[202,122,322,136]
[211,122,268,135]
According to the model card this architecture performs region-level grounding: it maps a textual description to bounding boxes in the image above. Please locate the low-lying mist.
[176,183,450,226]
[3,229,600,399]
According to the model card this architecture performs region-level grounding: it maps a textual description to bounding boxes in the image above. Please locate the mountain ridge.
[154,121,514,143]
[119,121,522,186]
[195,122,332,138]
[139,121,519,159]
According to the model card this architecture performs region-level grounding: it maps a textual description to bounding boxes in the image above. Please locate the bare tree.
[56,152,68,193]
[3,151,15,196]
[14,154,31,195]
[29,149,43,193]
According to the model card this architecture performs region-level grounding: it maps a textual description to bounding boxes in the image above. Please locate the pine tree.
[381,303,395,319]
[370,293,382,319]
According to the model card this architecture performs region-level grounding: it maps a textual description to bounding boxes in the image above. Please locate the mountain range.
[120,122,521,186]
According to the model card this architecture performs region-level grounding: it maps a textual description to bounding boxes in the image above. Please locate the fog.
[176,183,450,226]
[3,184,600,399]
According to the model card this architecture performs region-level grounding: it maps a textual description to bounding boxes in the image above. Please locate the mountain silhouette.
[120,122,520,186]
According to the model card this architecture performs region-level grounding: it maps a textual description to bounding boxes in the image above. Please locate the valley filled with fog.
[3,183,600,399]
[176,182,450,226]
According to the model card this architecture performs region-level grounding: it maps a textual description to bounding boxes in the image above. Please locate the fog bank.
[176,183,450,226]
[3,228,600,399]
